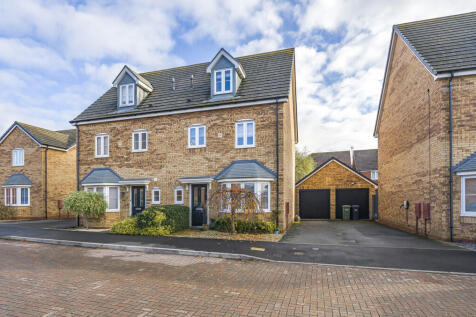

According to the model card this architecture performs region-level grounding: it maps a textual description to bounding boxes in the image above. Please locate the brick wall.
[295,160,377,219]
[78,102,295,229]
[377,34,476,241]
[0,127,44,218]
[46,147,77,218]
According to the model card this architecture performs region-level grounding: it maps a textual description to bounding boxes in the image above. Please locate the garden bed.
[170,229,283,242]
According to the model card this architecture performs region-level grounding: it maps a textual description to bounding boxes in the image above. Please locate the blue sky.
[0,0,475,152]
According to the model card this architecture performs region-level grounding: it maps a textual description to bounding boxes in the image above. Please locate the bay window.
[84,186,120,212]
[220,181,271,212]
[4,187,29,206]
[461,175,476,217]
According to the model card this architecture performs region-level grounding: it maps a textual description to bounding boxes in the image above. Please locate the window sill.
[151,202,161,205]
[188,145,206,149]
[95,155,109,158]
[461,212,476,217]
[119,104,135,107]
[235,145,255,149]
[132,149,148,153]
[174,202,184,205]
[106,210,120,213]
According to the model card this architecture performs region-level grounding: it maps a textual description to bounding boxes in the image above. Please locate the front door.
[192,184,207,226]
[132,186,146,216]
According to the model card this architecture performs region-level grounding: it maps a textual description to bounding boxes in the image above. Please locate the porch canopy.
[453,151,476,174]
[214,160,276,182]
[2,173,33,186]
[80,168,151,186]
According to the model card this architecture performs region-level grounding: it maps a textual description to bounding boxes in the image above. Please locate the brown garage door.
[335,188,369,219]
[299,189,330,219]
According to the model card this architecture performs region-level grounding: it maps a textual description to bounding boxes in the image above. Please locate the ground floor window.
[175,186,184,204]
[4,187,29,206]
[152,187,161,204]
[461,175,476,217]
[84,186,120,212]
[220,182,270,212]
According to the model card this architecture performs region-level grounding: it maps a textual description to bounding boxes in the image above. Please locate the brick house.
[295,157,377,220]
[312,148,378,182]
[70,48,297,229]
[374,12,476,241]
[0,122,77,219]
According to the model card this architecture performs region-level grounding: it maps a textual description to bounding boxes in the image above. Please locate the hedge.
[146,205,189,233]
[214,217,276,234]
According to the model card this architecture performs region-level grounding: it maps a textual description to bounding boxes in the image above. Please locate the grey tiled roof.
[3,174,33,186]
[80,168,123,185]
[395,12,476,75]
[15,122,76,149]
[312,149,378,172]
[71,48,294,123]
[453,151,476,173]
[215,160,276,180]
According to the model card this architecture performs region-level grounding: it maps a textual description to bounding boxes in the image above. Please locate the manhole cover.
[312,247,319,251]
[294,251,304,256]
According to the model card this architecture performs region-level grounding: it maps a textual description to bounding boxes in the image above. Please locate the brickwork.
[0,127,44,218]
[2,240,475,316]
[295,160,377,220]
[377,35,476,241]
[78,102,295,229]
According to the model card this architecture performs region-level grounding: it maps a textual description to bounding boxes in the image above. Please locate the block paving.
[0,240,475,316]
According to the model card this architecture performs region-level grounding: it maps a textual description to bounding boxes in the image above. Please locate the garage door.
[335,188,369,219]
[299,189,330,219]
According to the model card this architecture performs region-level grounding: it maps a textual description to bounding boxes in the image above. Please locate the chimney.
[350,146,356,169]
[171,77,176,91]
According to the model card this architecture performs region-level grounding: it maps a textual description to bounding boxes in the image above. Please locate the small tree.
[63,191,107,228]
[209,186,261,235]
[296,147,316,182]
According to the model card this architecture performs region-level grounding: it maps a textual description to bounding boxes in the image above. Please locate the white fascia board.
[435,69,476,79]
[206,49,246,78]
[216,178,275,183]
[112,66,153,92]
[81,183,120,187]
[73,98,288,126]
[118,180,151,185]
[1,185,32,188]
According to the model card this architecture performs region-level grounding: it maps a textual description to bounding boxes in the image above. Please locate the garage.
[299,189,330,219]
[295,158,377,220]
[335,188,369,219]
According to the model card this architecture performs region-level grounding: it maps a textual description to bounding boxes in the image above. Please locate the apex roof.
[0,121,76,150]
[312,149,378,172]
[71,48,295,123]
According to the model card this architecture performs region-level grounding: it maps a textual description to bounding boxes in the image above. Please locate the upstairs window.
[95,134,109,158]
[371,170,378,180]
[120,83,134,106]
[12,148,24,166]
[188,125,206,148]
[214,68,232,94]
[132,130,148,152]
[235,120,255,148]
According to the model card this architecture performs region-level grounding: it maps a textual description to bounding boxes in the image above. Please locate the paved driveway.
[281,220,457,250]
[1,240,475,316]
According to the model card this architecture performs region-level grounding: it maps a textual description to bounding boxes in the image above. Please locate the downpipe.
[449,73,454,242]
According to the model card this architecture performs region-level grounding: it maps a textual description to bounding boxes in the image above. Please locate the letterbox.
[415,203,422,219]
[423,203,430,220]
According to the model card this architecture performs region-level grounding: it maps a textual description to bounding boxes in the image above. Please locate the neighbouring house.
[312,148,378,182]
[295,157,377,220]
[70,48,297,229]
[374,12,476,241]
[0,122,77,219]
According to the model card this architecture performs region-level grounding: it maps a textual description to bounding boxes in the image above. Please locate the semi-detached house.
[71,48,298,229]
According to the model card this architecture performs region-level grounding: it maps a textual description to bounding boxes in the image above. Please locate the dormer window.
[214,68,232,94]
[120,84,134,106]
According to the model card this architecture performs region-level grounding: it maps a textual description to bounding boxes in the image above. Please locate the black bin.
[351,205,360,220]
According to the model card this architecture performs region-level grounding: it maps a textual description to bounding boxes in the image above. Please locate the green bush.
[110,211,171,236]
[0,206,14,220]
[214,217,276,234]
[145,205,189,233]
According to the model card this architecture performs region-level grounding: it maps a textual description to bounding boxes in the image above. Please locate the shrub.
[110,211,171,236]
[214,217,276,234]
[145,205,189,233]
[0,206,14,220]
[63,191,107,228]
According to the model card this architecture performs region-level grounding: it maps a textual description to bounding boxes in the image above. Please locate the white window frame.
[235,120,255,148]
[220,181,271,213]
[188,125,206,148]
[214,68,233,95]
[4,187,30,206]
[12,148,24,166]
[84,186,120,212]
[460,175,476,217]
[371,170,378,180]
[95,134,109,158]
[132,130,148,152]
[119,83,134,106]
[151,187,161,204]
[174,186,184,204]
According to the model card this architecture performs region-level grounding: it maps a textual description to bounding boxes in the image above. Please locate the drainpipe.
[44,146,48,219]
[448,73,454,242]
[275,99,280,228]
[76,126,80,227]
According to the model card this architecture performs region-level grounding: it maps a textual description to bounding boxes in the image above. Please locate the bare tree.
[209,185,261,235]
